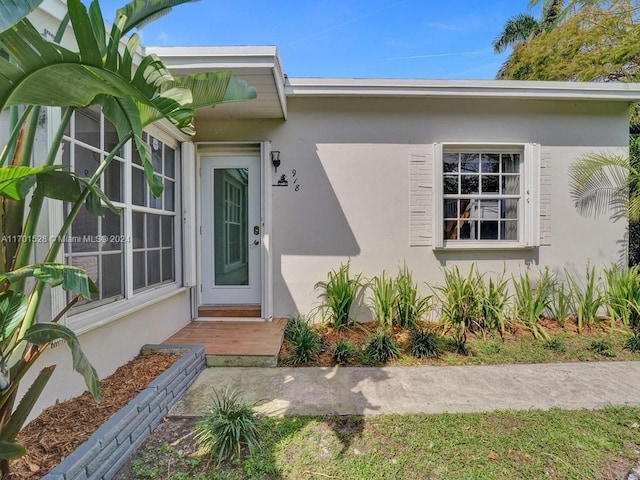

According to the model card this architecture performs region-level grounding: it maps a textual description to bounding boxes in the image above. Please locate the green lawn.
[125,407,640,479]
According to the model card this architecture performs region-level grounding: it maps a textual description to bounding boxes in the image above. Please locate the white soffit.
[146,46,287,120]
[285,78,640,101]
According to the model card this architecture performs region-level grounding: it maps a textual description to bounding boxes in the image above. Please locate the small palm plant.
[566,265,603,333]
[511,268,554,339]
[194,388,262,464]
[315,262,364,329]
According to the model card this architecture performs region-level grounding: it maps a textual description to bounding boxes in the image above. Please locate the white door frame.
[194,142,273,319]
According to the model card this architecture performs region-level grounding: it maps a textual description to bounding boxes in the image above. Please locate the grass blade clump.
[603,264,640,327]
[395,264,430,329]
[194,387,261,464]
[315,262,364,329]
[283,315,321,365]
[478,272,510,335]
[330,338,359,364]
[365,329,400,363]
[547,281,573,327]
[409,329,442,359]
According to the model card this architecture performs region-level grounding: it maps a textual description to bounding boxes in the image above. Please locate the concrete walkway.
[169,361,640,417]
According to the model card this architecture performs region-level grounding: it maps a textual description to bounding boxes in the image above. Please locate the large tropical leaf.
[0,165,63,200]
[0,366,55,443]
[67,0,102,67]
[0,291,26,345]
[36,171,82,202]
[0,440,25,460]
[0,0,44,34]
[1,264,93,298]
[117,0,197,35]
[24,323,101,402]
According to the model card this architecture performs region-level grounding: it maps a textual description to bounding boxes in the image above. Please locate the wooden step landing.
[163,318,286,367]
[198,304,261,318]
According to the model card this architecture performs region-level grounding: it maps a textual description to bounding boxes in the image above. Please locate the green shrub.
[315,262,364,329]
[331,338,359,364]
[370,271,397,330]
[452,335,469,355]
[567,265,603,333]
[511,268,554,339]
[284,314,311,343]
[543,338,567,353]
[588,339,615,357]
[395,265,430,329]
[194,388,261,464]
[478,273,510,334]
[624,333,640,352]
[366,330,400,363]
[409,329,442,359]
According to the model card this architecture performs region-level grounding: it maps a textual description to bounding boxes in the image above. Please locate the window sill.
[436,241,536,251]
[66,284,189,336]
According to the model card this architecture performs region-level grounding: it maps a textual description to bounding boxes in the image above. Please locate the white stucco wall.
[196,96,630,318]
[21,290,191,421]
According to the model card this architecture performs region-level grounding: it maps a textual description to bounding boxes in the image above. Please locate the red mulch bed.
[10,352,179,479]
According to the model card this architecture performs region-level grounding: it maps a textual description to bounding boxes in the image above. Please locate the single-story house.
[11,1,640,416]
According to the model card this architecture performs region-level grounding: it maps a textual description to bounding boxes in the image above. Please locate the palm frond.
[492,14,540,53]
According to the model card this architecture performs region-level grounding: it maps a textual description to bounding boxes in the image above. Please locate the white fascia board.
[285,78,640,101]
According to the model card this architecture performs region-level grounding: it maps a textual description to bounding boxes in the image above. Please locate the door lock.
[252,240,260,246]
[253,225,260,235]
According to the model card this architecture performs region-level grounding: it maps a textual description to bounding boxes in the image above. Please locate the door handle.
[252,240,260,246]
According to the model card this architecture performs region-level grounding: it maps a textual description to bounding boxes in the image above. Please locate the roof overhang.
[285,78,640,102]
[146,46,288,120]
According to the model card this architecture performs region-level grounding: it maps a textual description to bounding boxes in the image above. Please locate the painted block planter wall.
[43,344,206,480]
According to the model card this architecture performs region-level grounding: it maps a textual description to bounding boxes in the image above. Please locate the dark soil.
[10,352,179,479]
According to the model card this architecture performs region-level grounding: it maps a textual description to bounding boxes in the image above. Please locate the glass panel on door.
[214,168,249,286]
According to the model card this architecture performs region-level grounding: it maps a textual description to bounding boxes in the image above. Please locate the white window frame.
[433,142,540,250]
[48,108,186,334]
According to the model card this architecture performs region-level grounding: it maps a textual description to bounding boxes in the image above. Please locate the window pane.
[148,214,160,248]
[164,147,175,178]
[502,154,520,173]
[104,159,122,202]
[481,175,499,194]
[443,153,458,173]
[461,153,479,173]
[503,175,519,194]
[75,145,99,178]
[132,142,143,165]
[70,206,98,253]
[461,176,479,194]
[459,219,478,240]
[460,199,474,219]
[481,154,500,173]
[503,220,518,240]
[162,248,174,282]
[443,175,458,194]
[480,221,499,240]
[443,199,458,219]
[147,250,161,285]
[444,220,458,240]
[101,253,123,298]
[133,251,146,290]
[132,167,147,206]
[479,200,499,219]
[502,199,519,219]
[165,180,175,211]
[133,212,145,248]
[102,210,122,251]
[151,136,163,173]
[161,216,173,247]
[62,140,70,166]
[75,109,99,147]
[70,256,99,302]
[104,119,120,156]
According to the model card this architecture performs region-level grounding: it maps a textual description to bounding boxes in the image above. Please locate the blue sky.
[97,0,539,80]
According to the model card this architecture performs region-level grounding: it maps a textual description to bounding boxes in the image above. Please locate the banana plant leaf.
[117,0,197,35]
[0,165,64,201]
[0,440,25,460]
[24,323,101,401]
[0,0,44,33]
[1,264,95,299]
[0,292,26,346]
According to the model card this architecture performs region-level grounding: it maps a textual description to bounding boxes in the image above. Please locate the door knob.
[252,240,260,246]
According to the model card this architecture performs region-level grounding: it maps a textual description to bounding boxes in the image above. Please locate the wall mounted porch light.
[271,150,281,172]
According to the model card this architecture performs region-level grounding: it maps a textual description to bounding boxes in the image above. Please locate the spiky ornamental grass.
[315,262,364,329]
[194,388,262,465]
[395,265,430,329]
[365,329,400,364]
[409,329,442,359]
